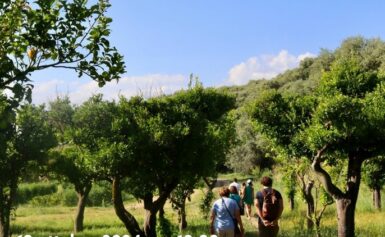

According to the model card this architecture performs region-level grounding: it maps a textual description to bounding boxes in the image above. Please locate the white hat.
[247,179,252,184]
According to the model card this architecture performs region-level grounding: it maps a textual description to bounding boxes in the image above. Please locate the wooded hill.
[221,36,385,107]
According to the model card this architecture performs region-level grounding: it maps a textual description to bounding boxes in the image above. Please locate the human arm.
[254,192,274,227]
[254,196,262,219]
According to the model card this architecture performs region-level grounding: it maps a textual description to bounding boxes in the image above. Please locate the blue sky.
[31,0,385,104]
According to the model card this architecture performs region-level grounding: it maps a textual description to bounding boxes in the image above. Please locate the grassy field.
[11,179,385,237]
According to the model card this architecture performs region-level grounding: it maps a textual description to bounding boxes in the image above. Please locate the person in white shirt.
[229,178,241,194]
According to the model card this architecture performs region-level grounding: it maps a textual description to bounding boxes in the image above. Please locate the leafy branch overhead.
[0,0,125,101]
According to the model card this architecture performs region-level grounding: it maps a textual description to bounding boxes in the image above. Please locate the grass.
[11,180,385,237]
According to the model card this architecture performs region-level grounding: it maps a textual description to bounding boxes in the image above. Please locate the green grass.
[11,181,385,237]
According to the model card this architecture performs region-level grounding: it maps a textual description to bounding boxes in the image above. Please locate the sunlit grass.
[11,181,385,237]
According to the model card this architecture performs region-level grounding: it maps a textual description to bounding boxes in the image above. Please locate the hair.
[229,185,238,194]
[219,187,230,197]
[234,178,238,182]
[261,176,273,187]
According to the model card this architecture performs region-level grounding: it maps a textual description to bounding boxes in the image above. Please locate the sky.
[30,0,385,104]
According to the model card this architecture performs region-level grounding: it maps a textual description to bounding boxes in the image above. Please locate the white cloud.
[226,50,316,85]
[32,74,189,105]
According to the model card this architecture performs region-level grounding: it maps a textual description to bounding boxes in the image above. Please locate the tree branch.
[311,145,345,199]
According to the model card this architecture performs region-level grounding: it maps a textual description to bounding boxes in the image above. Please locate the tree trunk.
[112,177,144,237]
[305,181,314,230]
[289,193,295,211]
[0,214,10,237]
[143,193,168,237]
[0,178,17,237]
[336,198,356,237]
[144,210,157,237]
[159,207,165,219]
[74,184,92,233]
[179,201,187,231]
[312,149,363,237]
[373,188,381,210]
[336,155,362,237]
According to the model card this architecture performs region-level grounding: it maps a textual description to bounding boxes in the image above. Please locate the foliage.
[15,182,57,204]
[248,37,385,237]
[97,84,236,236]
[362,156,385,190]
[156,216,178,237]
[0,100,56,237]
[226,113,274,174]
[0,0,125,102]
[199,189,214,219]
[47,95,75,144]
[108,85,236,198]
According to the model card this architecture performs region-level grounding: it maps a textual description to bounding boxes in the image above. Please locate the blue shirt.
[211,197,239,231]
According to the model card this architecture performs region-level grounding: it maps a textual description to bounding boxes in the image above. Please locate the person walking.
[210,187,244,237]
[254,176,284,237]
[243,179,254,219]
[229,178,241,194]
[229,185,245,236]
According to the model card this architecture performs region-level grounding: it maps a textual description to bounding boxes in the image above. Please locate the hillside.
[221,36,385,107]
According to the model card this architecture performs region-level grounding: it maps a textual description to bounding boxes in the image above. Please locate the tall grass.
[11,179,385,237]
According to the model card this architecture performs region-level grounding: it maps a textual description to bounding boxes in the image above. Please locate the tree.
[1,1,124,234]
[248,90,318,229]
[0,0,125,102]
[99,85,235,237]
[48,95,116,233]
[362,156,385,210]
[0,101,56,237]
[226,114,274,174]
[170,179,196,231]
[250,56,385,237]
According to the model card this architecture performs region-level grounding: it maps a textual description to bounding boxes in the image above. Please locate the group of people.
[210,176,284,237]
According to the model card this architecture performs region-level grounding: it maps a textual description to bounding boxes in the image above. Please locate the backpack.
[261,189,280,221]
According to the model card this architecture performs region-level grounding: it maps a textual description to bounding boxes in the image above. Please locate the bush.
[29,193,62,206]
[156,216,178,237]
[28,185,77,207]
[24,181,134,207]
[61,188,78,206]
[87,183,112,207]
[199,189,214,219]
[16,182,57,204]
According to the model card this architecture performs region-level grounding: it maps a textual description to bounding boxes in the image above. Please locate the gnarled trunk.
[112,177,144,237]
[312,148,363,237]
[74,184,92,233]
[373,188,381,210]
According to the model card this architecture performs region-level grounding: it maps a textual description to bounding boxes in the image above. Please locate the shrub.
[16,183,57,204]
[87,183,112,207]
